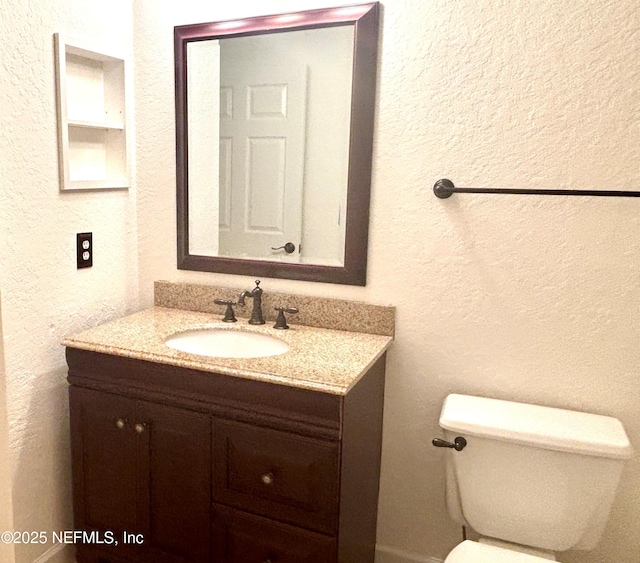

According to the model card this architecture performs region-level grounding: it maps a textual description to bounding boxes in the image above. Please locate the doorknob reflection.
[271,242,296,254]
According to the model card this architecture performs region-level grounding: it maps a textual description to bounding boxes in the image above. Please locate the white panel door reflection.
[219,38,307,261]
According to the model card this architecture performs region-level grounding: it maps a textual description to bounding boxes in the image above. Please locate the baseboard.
[33,543,75,563]
[37,542,442,563]
[376,544,444,563]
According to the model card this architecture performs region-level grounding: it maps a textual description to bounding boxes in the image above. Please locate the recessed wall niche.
[54,34,130,191]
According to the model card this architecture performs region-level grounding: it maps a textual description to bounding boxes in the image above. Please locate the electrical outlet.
[76,232,92,268]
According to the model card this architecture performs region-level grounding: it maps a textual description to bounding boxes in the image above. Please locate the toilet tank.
[440,394,633,552]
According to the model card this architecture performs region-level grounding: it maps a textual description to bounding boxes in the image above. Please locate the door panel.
[247,137,286,231]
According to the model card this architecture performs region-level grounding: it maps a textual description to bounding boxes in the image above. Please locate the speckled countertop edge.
[63,307,393,395]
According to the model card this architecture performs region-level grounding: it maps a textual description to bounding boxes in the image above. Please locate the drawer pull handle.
[261,472,274,485]
[115,419,126,430]
[135,423,146,434]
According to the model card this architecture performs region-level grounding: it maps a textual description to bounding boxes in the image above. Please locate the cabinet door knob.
[134,423,146,434]
[115,419,126,430]
[261,472,274,485]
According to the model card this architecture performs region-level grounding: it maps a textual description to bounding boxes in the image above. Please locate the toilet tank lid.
[440,394,633,459]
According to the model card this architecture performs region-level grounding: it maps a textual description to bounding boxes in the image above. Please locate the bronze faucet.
[238,280,265,325]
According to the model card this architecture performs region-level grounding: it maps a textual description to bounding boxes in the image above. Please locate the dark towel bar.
[433,179,640,199]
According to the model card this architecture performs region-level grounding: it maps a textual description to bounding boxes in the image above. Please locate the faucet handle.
[273,307,298,330]
[214,299,237,323]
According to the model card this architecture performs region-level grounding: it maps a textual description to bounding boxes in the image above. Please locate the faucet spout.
[238,280,265,325]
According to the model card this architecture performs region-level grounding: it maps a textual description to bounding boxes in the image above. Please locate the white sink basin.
[164,327,289,358]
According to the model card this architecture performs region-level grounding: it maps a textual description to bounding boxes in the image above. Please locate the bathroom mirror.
[175,3,378,285]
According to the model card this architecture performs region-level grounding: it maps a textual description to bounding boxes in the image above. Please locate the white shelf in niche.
[55,34,130,190]
[67,119,125,130]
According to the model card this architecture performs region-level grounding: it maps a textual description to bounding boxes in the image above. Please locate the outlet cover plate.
[77,232,92,268]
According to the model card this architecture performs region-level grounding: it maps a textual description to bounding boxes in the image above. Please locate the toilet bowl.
[435,394,633,562]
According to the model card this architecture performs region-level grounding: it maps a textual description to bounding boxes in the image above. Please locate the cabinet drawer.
[213,504,336,563]
[213,419,339,534]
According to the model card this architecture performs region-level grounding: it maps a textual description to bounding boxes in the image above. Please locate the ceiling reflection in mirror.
[175,3,379,285]
[187,27,354,267]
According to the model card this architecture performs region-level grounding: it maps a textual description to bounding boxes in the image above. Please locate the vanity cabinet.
[66,346,386,563]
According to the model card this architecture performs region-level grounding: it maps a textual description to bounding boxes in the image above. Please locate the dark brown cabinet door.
[212,504,336,563]
[137,400,211,563]
[70,386,139,561]
[70,387,212,563]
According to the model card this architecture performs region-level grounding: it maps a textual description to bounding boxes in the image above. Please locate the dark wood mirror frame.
[175,3,379,286]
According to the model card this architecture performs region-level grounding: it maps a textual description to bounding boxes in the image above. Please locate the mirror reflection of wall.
[187,39,220,256]
[187,26,354,267]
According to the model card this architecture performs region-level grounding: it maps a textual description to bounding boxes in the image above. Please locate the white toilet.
[435,394,633,562]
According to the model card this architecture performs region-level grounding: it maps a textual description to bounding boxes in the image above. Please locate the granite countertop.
[63,307,393,395]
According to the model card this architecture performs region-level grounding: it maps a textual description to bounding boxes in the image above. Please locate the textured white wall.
[0,1,138,561]
[0,295,15,563]
[133,1,640,562]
